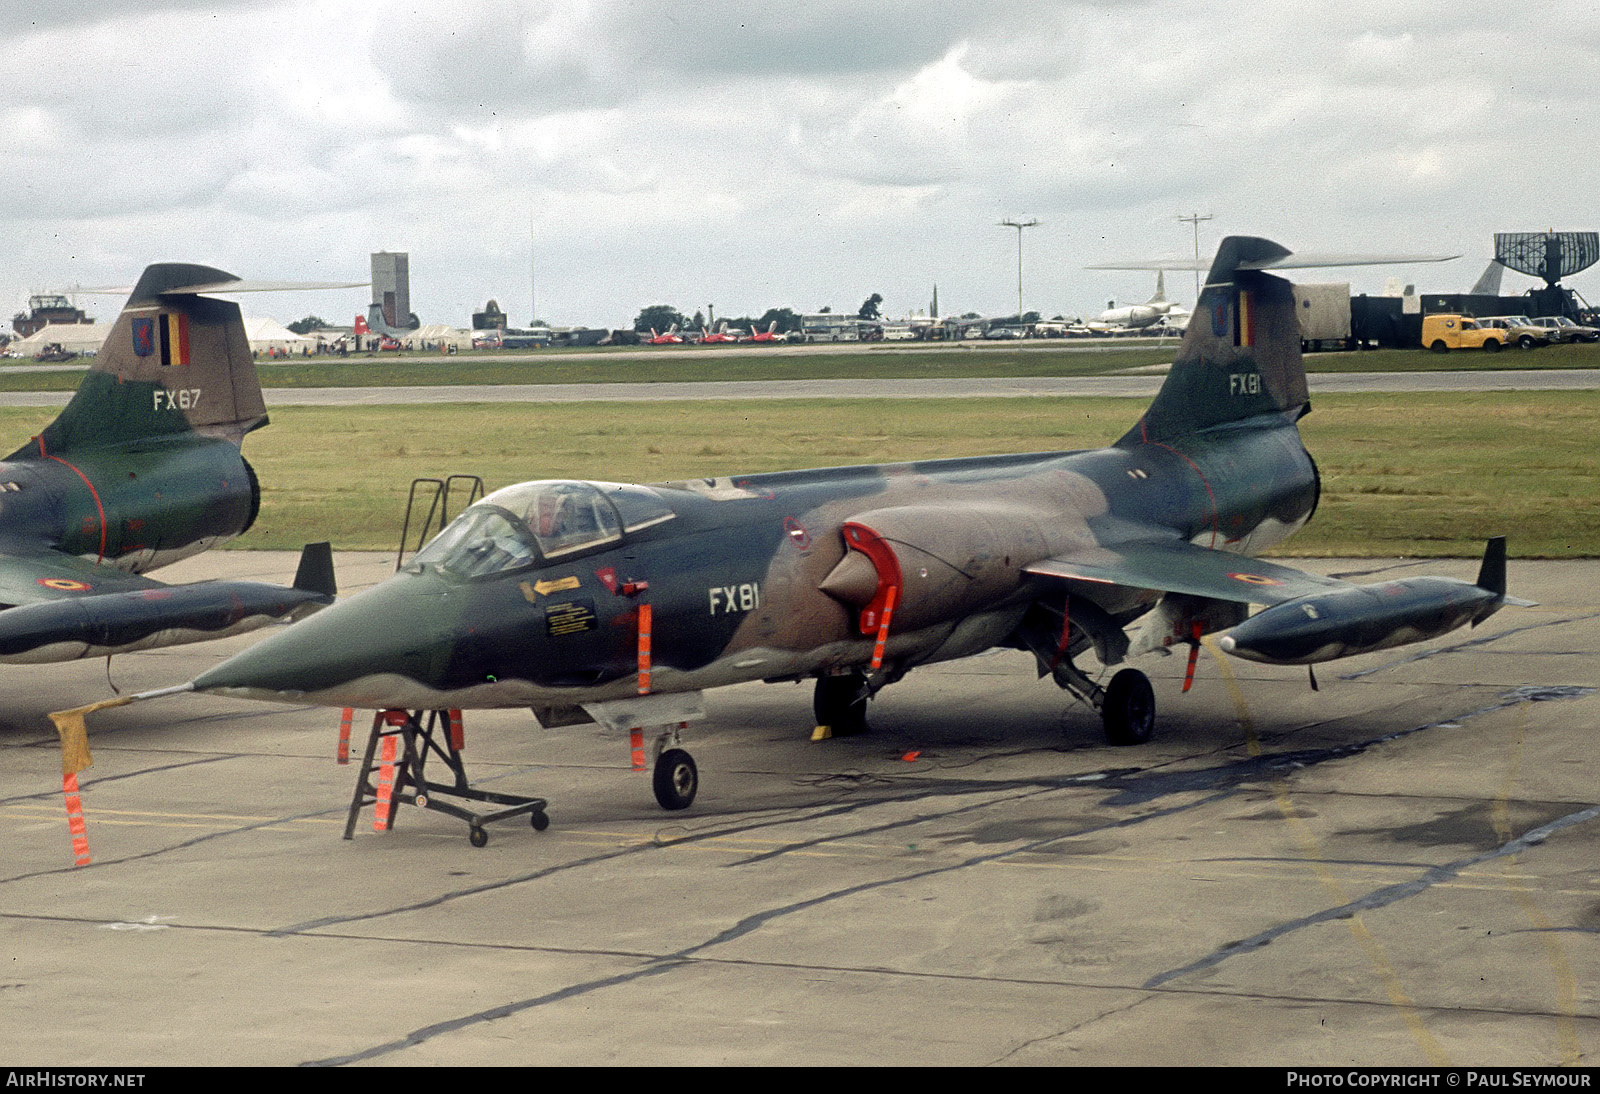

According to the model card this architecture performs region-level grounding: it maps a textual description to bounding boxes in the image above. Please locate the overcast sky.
[4,1,1597,329]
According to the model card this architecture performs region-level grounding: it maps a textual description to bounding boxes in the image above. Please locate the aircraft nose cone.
[192,574,452,706]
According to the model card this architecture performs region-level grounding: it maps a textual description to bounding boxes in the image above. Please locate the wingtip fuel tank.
[1217,538,1512,665]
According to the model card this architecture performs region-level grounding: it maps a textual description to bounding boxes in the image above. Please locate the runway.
[2,551,1595,1066]
[0,369,1596,408]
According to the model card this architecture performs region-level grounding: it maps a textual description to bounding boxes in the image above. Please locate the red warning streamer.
[373,734,398,832]
[1182,622,1203,693]
[336,707,354,764]
[630,728,645,772]
[869,585,899,671]
[63,772,91,867]
[637,603,653,695]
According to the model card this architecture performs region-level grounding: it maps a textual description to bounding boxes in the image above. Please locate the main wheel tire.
[469,826,488,847]
[1102,668,1155,746]
[653,748,698,810]
[813,673,870,736]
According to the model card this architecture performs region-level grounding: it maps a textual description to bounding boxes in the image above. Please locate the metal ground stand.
[344,709,550,846]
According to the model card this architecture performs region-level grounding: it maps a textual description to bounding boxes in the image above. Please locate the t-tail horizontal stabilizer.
[1217,538,1524,665]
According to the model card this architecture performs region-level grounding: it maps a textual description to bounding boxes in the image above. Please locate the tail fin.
[14,263,267,457]
[1468,260,1506,296]
[1474,536,1506,597]
[1118,237,1307,447]
[293,541,337,599]
[1149,269,1167,305]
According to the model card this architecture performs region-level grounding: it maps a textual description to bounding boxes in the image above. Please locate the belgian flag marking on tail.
[1235,290,1254,348]
[157,313,190,366]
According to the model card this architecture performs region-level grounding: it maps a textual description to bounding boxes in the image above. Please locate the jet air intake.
[819,506,1045,634]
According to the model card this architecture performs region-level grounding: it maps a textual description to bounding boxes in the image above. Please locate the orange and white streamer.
[62,773,91,867]
[373,734,398,831]
[636,603,653,695]
[869,585,899,670]
[336,708,354,764]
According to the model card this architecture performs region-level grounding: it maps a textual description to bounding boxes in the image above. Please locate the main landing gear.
[1048,653,1156,746]
[1019,601,1156,746]
[813,671,871,736]
[1100,667,1155,745]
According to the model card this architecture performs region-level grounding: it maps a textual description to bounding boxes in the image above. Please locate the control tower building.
[371,251,411,329]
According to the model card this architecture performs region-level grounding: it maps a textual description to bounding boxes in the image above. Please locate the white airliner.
[1088,270,1183,331]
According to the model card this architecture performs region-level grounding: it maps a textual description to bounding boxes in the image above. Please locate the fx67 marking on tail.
[152,387,201,412]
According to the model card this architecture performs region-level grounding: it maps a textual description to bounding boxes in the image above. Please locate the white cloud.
[3,0,1598,327]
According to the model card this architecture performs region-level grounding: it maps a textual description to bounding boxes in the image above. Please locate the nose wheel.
[652,748,699,810]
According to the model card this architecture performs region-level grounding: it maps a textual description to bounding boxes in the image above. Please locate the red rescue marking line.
[44,454,107,562]
[336,708,353,764]
[636,602,653,695]
[1140,440,1219,548]
[869,585,898,671]
[63,772,91,867]
[373,734,397,832]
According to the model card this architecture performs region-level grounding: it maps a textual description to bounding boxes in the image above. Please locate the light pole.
[999,218,1039,315]
[1176,212,1213,301]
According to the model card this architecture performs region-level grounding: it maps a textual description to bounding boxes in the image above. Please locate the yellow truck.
[1421,314,1504,353]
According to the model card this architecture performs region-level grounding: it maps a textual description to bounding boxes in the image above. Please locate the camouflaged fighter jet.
[0,263,342,666]
[130,236,1510,813]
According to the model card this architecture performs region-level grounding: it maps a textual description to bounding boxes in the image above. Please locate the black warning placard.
[545,598,598,637]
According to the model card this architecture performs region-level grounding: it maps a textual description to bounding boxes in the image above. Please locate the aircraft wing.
[1024,538,1346,605]
[0,546,165,607]
[1087,252,1457,272]
[0,542,336,663]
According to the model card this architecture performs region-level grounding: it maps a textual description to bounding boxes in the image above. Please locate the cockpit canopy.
[408,480,676,578]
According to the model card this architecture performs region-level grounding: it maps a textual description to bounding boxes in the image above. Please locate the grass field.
[0,391,1587,558]
[4,339,1598,391]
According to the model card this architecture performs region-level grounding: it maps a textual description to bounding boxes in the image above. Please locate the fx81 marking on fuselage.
[1229,373,1261,396]
[708,583,761,615]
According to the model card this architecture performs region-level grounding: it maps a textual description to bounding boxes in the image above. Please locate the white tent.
[242,317,316,356]
[7,322,105,357]
[410,324,473,351]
